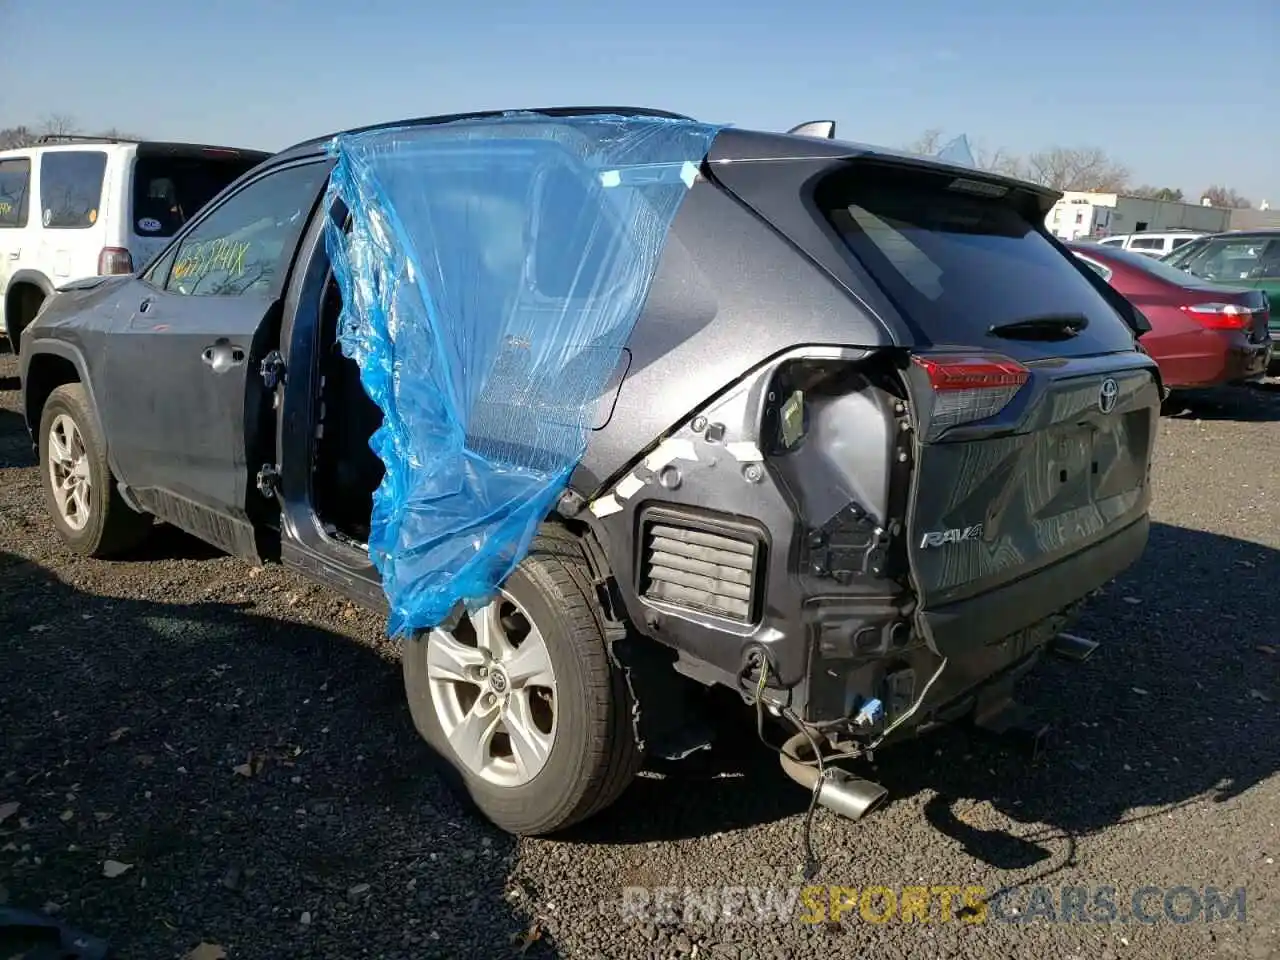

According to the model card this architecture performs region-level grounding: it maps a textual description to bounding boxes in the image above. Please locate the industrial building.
[1045,191,1231,241]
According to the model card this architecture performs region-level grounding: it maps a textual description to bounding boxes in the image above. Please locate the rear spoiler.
[787,121,836,140]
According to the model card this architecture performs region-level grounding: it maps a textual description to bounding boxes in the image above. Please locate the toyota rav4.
[17,108,1160,836]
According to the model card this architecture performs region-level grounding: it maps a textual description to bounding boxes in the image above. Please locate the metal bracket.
[259,349,286,389]
[256,463,281,499]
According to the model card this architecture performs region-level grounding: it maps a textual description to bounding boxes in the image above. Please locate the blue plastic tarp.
[325,113,722,635]
[936,134,977,168]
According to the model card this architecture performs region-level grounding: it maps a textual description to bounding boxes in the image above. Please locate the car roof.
[266,105,1060,202]
[0,138,271,159]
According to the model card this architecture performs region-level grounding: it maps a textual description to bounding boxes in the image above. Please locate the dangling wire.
[746,656,826,880]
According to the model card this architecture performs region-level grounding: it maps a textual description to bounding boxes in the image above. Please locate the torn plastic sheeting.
[325,113,723,635]
[936,134,977,168]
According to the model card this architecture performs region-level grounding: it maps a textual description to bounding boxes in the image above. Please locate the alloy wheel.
[425,592,558,786]
[48,414,92,532]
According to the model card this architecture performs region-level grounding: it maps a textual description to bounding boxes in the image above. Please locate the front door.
[97,159,331,558]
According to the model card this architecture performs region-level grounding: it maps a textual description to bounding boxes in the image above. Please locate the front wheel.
[402,529,641,835]
[38,383,152,557]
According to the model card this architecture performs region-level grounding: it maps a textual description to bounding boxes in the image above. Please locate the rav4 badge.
[920,523,984,549]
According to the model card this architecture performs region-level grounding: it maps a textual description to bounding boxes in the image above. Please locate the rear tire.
[402,528,641,835]
[39,384,152,557]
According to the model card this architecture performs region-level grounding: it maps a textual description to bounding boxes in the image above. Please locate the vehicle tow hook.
[778,732,888,822]
[1047,632,1099,663]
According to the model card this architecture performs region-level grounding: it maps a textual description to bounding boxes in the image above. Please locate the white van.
[0,136,268,348]
[1094,232,1205,258]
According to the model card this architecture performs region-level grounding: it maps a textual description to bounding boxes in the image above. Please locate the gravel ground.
[1,349,1277,960]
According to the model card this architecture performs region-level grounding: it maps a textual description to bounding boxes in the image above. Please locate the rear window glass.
[816,171,1137,351]
[1129,236,1163,249]
[39,151,107,228]
[0,158,30,228]
[132,153,262,238]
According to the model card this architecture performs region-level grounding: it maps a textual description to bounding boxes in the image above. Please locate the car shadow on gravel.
[1164,382,1280,422]
[569,521,1279,865]
[872,520,1279,879]
[0,407,34,469]
[0,549,556,960]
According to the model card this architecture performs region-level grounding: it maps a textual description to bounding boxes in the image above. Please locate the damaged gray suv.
[17,108,1160,836]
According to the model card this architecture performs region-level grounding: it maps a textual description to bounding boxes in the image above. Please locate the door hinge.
[259,350,286,389]
[256,463,281,499]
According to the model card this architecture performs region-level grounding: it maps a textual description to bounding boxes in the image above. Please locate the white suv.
[0,135,268,349]
[1094,232,1205,258]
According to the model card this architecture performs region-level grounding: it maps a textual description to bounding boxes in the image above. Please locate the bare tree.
[0,118,144,148]
[904,129,1024,176]
[0,126,36,149]
[1200,185,1252,209]
[904,128,945,157]
[40,113,79,137]
[1024,146,1130,193]
[972,143,1024,178]
[1130,185,1184,201]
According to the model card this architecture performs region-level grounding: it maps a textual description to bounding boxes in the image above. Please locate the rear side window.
[166,161,329,298]
[39,151,108,228]
[1171,236,1195,250]
[1129,236,1164,250]
[0,158,30,227]
[132,153,261,238]
[816,169,1137,353]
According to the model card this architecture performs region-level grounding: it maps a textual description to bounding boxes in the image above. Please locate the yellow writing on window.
[173,238,251,282]
[0,201,12,216]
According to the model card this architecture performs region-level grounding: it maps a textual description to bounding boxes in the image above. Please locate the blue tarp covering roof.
[325,113,722,635]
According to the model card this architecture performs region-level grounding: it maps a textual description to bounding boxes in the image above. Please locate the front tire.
[402,528,641,835]
[39,384,151,557]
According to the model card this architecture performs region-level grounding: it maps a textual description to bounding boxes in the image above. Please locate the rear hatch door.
[712,152,1161,639]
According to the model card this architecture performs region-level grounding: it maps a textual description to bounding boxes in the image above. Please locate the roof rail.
[35,133,136,145]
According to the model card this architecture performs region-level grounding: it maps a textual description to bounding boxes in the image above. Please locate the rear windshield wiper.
[988,313,1089,340]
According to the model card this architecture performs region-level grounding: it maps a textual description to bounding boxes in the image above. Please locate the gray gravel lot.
[1,350,1278,960]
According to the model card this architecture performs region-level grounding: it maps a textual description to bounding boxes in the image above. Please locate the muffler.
[779,732,888,822]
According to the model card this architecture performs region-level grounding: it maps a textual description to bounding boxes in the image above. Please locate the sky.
[1,0,1275,203]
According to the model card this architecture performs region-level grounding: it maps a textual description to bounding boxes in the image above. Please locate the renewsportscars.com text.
[617,884,1248,926]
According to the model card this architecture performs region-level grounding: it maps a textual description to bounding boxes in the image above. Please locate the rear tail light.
[1180,302,1254,330]
[97,247,134,275]
[911,353,1030,439]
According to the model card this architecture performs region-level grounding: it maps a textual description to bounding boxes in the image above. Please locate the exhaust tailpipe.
[779,732,888,822]
[1048,632,1099,663]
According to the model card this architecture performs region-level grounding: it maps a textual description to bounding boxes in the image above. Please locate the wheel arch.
[21,343,106,456]
[4,271,56,350]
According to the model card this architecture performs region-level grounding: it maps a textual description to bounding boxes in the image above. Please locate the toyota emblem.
[1099,378,1119,414]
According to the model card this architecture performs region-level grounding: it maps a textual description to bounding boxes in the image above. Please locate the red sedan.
[1068,241,1272,388]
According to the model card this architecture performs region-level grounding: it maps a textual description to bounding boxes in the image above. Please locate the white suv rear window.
[132,153,261,238]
